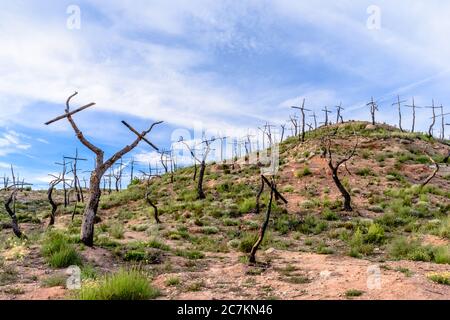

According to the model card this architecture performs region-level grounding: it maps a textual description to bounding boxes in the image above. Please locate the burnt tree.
[323,136,358,212]
[405,97,420,133]
[309,112,318,130]
[425,100,439,137]
[180,137,216,199]
[366,97,379,126]
[291,99,311,142]
[335,103,344,124]
[2,184,31,239]
[392,95,406,132]
[420,154,439,188]
[46,92,162,246]
[249,175,288,264]
[322,106,332,126]
[47,175,63,227]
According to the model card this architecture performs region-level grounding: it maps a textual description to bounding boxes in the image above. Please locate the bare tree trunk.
[421,155,439,188]
[5,190,25,239]
[145,189,160,224]
[197,161,206,199]
[193,162,198,181]
[80,172,102,246]
[329,165,352,211]
[429,106,436,137]
[47,185,58,227]
[255,175,265,214]
[249,186,274,264]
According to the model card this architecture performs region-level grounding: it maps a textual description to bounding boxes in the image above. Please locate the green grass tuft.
[77,269,160,300]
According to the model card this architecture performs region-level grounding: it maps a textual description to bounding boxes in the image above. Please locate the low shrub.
[77,269,160,300]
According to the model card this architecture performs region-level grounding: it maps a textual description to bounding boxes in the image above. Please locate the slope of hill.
[0,121,449,300]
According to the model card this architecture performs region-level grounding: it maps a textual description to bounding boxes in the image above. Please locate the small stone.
[265,248,276,254]
[365,124,377,130]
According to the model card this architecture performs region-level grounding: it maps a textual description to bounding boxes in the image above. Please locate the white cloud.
[0,130,31,156]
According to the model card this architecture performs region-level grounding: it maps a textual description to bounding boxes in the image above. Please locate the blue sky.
[1,0,450,188]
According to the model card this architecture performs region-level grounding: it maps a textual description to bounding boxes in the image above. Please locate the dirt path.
[152,249,450,300]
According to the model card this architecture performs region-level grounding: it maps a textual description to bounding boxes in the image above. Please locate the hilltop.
[0,121,449,300]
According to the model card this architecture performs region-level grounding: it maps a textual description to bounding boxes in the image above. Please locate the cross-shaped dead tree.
[392,95,406,132]
[45,92,163,246]
[291,99,311,142]
[366,97,379,126]
[55,159,70,207]
[249,175,288,264]
[322,135,358,212]
[321,106,333,127]
[64,148,87,203]
[404,97,420,133]
[335,103,344,124]
[425,99,439,137]
[435,107,449,140]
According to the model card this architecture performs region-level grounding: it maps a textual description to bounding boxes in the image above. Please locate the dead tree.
[335,103,344,124]
[425,100,439,137]
[366,97,379,125]
[277,125,285,143]
[291,99,311,142]
[255,175,265,215]
[179,138,199,180]
[323,136,358,212]
[64,149,86,203]
[129,158,135,185]
[289,115,299,136]
[180,137,216,199]
[47,175,63,227]
[249,175,288,264]
[197,138,216,199]
[45,92,162,246]
[309,112,318,130]
[420,154,439,188]
[322,106,332,126]
[55,159,70,207]
[2,183,32,239]
[392,95,406,132]
[112,158,125,192]
[4,189,24,238]
[405,97,420,133]
[435,107,449,140]
[140,170,161,224]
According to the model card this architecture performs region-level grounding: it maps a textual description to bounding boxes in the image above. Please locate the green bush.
[365,223,385,244]
[77,269,160,300]
[356,167,374,176]
[41,273,67,288]
[239,233,258,253]
[322,208,338,221]
[295,167,312,178]
[41,231,82,268]
[348,228,374,258]
[427,272,450,285]
[388,237,449,264]
[109,223,124,239]
[238,198,257,214]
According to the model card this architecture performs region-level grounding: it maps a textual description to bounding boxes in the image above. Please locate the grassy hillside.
[0,121,449,300]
